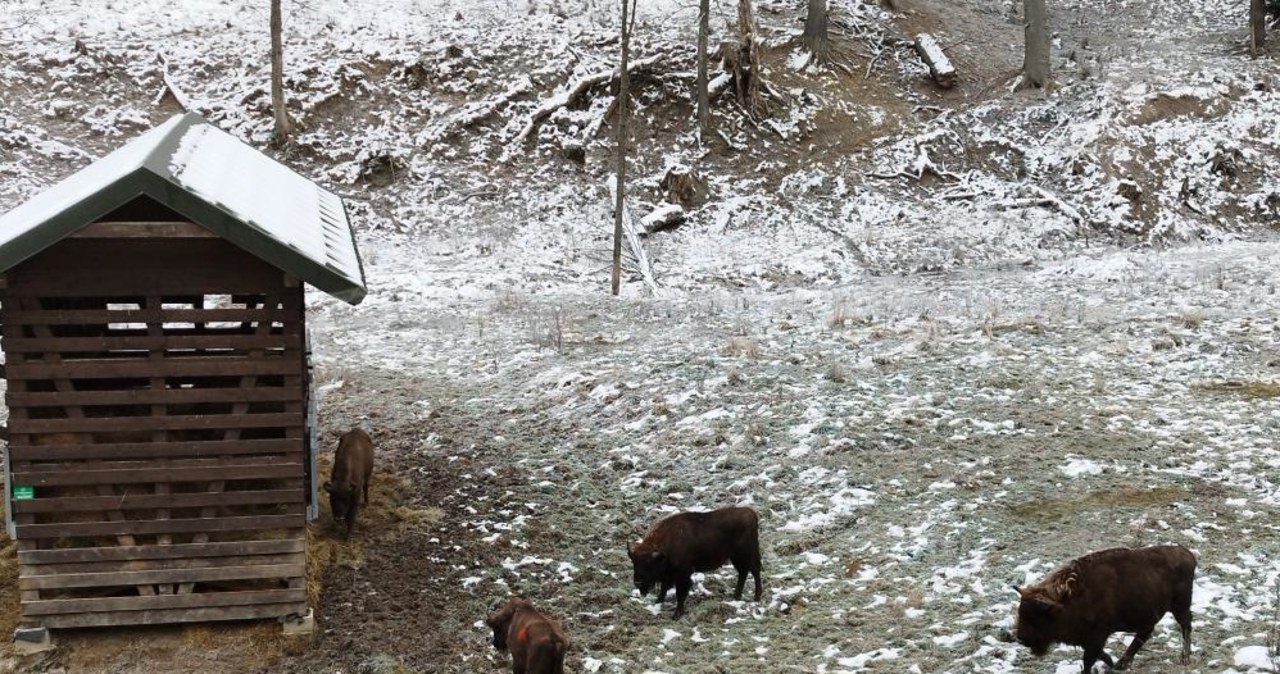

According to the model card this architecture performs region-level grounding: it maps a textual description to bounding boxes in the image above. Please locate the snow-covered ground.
[303,231,1280,673]
[4,0,1280,672]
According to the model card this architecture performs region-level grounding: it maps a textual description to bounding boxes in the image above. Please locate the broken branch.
[514,54,663,145]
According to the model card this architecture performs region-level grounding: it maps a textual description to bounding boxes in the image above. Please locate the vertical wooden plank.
[285,285,309,598]
[148,295,174,595]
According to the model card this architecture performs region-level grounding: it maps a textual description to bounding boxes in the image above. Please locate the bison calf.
[486,597,569,674]
[324,427,374,538]
[1014,544,1196,673]
[627,506,763,619]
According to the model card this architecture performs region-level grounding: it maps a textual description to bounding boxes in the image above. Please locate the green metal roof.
[0,113,367,304]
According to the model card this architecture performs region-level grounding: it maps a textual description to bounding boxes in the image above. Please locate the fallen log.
[913,33,956,89]
[607,175,659,292]
[994,186,1084,224]
[641,203,686,234]
[423,76,533,143]
[154,52,193,111]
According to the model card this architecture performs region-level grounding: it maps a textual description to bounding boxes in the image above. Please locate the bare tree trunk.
[611,0,634,296]
[696,0,710,135]
[1019,0,1050,89]
[270,0,293,143]
[1251,0,1267,54]
[736,0,765,115]
[802,0,830,63]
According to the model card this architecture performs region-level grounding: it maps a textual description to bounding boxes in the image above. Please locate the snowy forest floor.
[3,0,1280,672]
[19,236,1280,674]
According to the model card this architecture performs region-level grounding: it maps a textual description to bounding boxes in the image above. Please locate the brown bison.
[626,506,763,619]
[324,428,374,538]
[1013,544,1196,673]
[486,597,569,674]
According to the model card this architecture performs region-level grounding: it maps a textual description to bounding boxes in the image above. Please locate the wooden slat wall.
[2,235,310,628]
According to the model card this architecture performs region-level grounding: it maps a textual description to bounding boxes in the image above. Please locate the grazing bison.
[486,597,569,674]
[1013,544,1196,673]
[324,427,374,538]
[626,506,763,619]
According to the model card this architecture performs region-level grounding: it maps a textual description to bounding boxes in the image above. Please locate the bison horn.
[1010,584,1025,598]
[323,481,333,493]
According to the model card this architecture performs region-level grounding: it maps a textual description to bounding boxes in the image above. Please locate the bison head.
[323,480,356,527]
[1013,585,1062,656]
[483,601,514,654]
[627,542,662,596]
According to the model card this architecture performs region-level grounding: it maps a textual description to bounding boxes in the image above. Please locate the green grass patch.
[1009,485,1187,524]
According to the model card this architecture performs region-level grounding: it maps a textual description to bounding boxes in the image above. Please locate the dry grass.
[491,289,524,313]
[1192,380,1280,398]
[982,317,1047,337]
[1179,310,1205,328]
[308,455,417,606]
[824,361,848,383]
[828,303,866,329]
[723,336,762,359]
[0,533,17,655]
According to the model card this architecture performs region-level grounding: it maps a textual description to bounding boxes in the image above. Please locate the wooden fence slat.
[7,357,301,380]
[0,308,290,326]
[13,463,303,486]
[27,552,306,576]
[22,588,307,616]
[11,438,301,461]
[19,539,305,565]
[12,413,302,434]
[8,386,301,407]
[21,454,303,472]
[13,488,305,514]
[19,562,305,590]
[3,333,302,353]
[16,515,305,540]
[28,603,306,629]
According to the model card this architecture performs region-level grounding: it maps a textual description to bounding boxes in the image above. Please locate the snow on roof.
[0,112,366,304]
[168,121,365,297]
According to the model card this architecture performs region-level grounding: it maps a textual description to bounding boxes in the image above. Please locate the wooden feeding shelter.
[0,112,366,638]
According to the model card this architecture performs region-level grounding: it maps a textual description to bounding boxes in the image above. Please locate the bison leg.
[1081,639,1110,674]
[1174,603,1193,664]
[672,577,692,619]
[1114,628,1152,671]
[1172,598,1192,659]
[345,500,360,539]
[743,551,762,601]
[731,559,749,600]
[732,552,763,600]
[656,581,672,604]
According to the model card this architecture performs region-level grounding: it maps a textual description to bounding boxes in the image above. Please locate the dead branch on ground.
[513,54,663,145]
[867,146,960,182]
